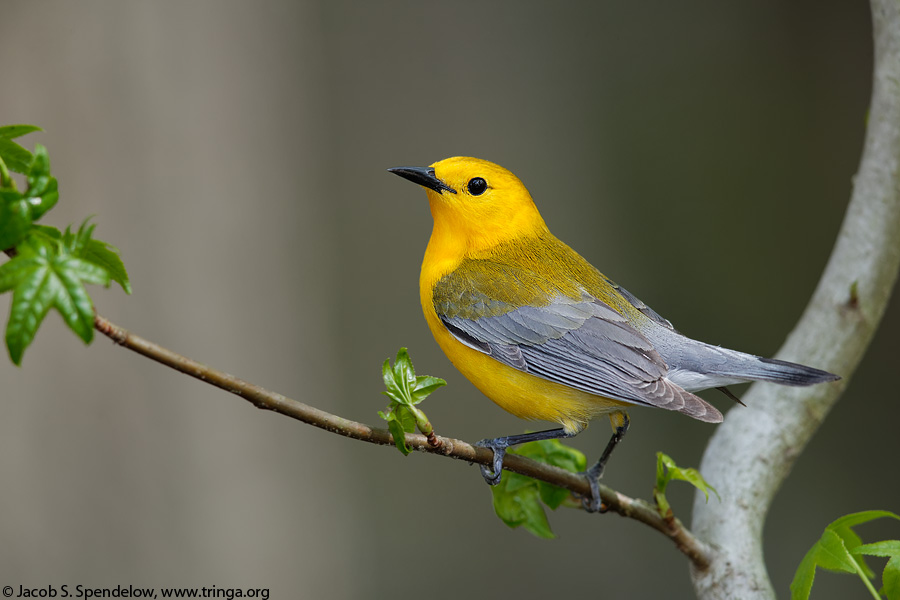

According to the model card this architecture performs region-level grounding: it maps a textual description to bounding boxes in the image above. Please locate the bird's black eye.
[467,177,488,196]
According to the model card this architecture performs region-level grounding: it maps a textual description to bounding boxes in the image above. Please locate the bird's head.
[389,157,548,252]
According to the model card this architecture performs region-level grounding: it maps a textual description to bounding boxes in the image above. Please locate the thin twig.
[93,311,713,568]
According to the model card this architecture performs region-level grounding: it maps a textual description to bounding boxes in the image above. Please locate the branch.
[690,0,900,597]
[92,312,712,567]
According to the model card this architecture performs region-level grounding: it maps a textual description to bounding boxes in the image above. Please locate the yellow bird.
[389,157,838,511]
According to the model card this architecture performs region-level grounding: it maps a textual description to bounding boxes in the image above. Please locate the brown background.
[0,1,896,598]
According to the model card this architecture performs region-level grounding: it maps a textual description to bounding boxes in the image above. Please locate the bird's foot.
[581,462,608,513]
[474,437,510,485]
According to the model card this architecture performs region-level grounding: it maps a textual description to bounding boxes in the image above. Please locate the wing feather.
[438,290,722,423]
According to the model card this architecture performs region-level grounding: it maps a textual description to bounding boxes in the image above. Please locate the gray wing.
[440,293,722,423]
[605,277,675,330]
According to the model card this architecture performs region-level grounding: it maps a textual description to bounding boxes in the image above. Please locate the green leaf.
[852,540,900,559]
[489,438,586,537]
[382,357,405,401]
[791,530,861,600]
[0,228,112,364]
[791,543,819,600]
[853,541,900,600]
[797,529,865,600]
[0,125,42,178]
[81,237,131,293]
[62,220,93,255]
[0,125,43,140]
[0,138,33,173]
[829,511,900,535]
[515,439,587,510]
[0,145,62,249]
[654,452,719,516]
[491,471,555,539]
[37,220,129,293]
[30,224,62,241]
[25,144,58,219]
[385,416,411,456]
[410,375,446,403]
[381,404,416,434]
[830,511,900,579]
[0,188,33,249]
[791,511,900,600]
[378,347,445,454]
[392,347,414,389]
[885,555,900,600]
[817,529,859,574]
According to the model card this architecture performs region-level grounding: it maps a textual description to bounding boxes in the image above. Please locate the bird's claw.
[475,437,510,486]
[581,474,606,513]
[581,462,607,513]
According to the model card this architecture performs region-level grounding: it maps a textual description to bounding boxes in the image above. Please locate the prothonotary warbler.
[388,156,839,511]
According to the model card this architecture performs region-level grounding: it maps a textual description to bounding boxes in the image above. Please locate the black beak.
[387,166,456,195]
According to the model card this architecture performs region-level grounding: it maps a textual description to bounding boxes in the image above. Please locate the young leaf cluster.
[791,511,900,600]
[0,125,130,364]
[653,452,719,518]
[490,439,587,538]
[379,347,445,455]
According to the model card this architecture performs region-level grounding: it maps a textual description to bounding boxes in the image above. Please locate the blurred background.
[0,1,896,598]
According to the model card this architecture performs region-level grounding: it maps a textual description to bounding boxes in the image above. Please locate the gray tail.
[746,357,840,386]
[661,335,841,391]
[713,357,838,409]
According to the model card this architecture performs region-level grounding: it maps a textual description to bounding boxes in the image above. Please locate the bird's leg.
[583,411,630,513]
[475,428,573,485]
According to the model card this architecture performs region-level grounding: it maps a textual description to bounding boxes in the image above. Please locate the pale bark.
[690,0,900,597]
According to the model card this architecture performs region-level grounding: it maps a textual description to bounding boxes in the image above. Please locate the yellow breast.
[419,239,629,435]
